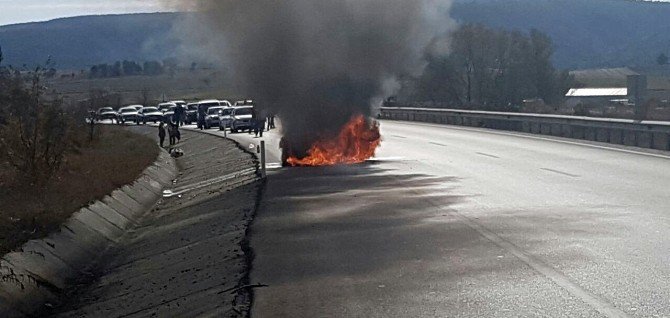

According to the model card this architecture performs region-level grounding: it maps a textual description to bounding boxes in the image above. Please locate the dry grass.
[0,126,159,255]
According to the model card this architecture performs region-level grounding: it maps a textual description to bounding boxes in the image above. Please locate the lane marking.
[541,168,580,178]
[429,142,448,147]
[386,120,670,161]
[405,178,629,317]
[448,210,629,318]
[475,152,500,159]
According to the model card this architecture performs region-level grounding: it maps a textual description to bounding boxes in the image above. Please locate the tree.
[0,65,74,185]
[414,24,568,110]
[658,53,668,66]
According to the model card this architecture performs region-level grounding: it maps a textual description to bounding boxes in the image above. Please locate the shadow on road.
[252,163,476,287]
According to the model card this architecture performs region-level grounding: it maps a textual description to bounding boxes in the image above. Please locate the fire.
[286,115,381,167]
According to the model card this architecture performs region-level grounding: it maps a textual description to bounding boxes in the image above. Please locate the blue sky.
[0,0,179,26]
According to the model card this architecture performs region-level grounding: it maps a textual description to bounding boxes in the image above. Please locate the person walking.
[158,122,166,148]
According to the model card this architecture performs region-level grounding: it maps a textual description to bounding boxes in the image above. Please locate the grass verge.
[0,125,159,256]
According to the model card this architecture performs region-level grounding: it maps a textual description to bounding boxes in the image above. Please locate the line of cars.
[95,99,257,132]
[201,100,256,133]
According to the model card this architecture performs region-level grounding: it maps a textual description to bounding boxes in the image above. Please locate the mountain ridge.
[1,1,670,70]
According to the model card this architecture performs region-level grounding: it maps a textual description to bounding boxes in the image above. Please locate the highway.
[223,120,670,317]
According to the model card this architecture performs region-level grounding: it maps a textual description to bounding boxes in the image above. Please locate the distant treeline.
[411,24,572,110]
[89,60,167,78]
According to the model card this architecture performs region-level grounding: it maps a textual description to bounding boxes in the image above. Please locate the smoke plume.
[172,0,453,158]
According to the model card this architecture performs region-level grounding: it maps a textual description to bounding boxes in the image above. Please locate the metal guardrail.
[380,107,670,151]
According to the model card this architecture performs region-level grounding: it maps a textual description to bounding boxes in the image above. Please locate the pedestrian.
[269,114,276,129]
[258,116,266,137]
[167,121,175,146]
[197,104,207,130]
[174,105,184,126]
[174,122,181,142]
[250,108,258,135]
[158,122,166,148]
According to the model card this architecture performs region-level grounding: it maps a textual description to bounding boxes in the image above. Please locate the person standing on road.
[197,104,206,130]
[174,105,184,127]
[167,121,175,146]
[258,115,266,137]
[158,122,166,148]
[174,122,181,143]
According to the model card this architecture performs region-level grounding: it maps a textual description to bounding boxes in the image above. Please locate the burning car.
[284,115,381,167]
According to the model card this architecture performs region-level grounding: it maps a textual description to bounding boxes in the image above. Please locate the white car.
[218,107,235,130]
[137,107,164,124]
[204,106,225,129]
[230,106,255,133]
[118,106,140,124]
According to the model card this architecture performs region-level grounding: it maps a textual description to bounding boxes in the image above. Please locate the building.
[565,88,628,108]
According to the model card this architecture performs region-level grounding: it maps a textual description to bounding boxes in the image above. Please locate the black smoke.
[172,0,453,158]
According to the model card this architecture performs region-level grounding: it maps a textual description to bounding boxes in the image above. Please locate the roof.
[570,67,638,87]
[565,88,628,97]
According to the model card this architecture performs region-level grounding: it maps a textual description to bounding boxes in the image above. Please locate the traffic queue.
[93,99,275,135]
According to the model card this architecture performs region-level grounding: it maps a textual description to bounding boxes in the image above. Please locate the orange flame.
[286,115,381,167]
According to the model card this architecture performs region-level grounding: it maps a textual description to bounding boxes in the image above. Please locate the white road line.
[386,120,670,161]
[450,210,630,318]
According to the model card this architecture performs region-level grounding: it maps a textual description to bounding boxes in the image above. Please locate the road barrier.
[380,107,670,151]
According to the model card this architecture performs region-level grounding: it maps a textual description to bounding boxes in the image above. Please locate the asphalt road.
[204,119,669,318]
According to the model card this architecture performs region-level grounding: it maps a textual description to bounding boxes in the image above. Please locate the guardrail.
[380,107,670,151]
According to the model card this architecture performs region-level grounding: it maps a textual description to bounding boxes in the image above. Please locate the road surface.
[214,120,670,317]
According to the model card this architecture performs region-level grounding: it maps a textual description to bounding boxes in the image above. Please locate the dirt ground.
[0,125,158,256]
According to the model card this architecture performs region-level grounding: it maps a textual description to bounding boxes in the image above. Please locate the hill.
[451,0,670,69]
[0,13,182,70]
[1,1,670,70]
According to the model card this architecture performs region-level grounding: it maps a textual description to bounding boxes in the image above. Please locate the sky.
[1,0,670,26]
[0,0,180,26]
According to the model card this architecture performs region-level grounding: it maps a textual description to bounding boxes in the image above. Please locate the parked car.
[185,103,199,124]
[163,105,177,122]
[158,102,176,113]
[230,106,255,133]
[196,100,224,129]
[218,107,235,130]
[234,100,254,107]
[118,106,140,124]
[97,107,118,122]
[132,105,144,111]
[137,107,164,124]
[170,100,187,108]
[219,100,233,107]
[204,106,225,129]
